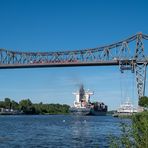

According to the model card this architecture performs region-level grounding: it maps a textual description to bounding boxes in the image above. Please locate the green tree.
[4,98,11,109]
[139,96,148,107]
[19,99,35,114]
[0,101,5,108]
[11,100,19,110]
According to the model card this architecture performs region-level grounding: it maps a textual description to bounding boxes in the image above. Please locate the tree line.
[0,98,70,114]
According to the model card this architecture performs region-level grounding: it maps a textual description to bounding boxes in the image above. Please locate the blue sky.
[0,0,148,110]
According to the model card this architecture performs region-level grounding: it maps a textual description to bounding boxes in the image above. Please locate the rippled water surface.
[0,115,129,148]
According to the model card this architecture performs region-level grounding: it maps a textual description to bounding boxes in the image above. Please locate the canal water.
[0,115,130,148]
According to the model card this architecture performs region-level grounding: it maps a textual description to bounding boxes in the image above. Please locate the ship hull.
[89,109,107,116]
[69,107,90,116]
[69,107,107,116]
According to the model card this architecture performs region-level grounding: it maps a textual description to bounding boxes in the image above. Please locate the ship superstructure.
[73,85,93,108]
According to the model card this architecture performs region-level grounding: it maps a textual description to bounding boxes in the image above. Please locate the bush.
[139,96,148,107]
[110,111,148,148]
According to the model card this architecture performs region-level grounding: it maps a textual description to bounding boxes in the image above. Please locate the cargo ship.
[69,85,107,116]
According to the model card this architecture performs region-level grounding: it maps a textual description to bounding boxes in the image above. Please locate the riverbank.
[110,111,148,147]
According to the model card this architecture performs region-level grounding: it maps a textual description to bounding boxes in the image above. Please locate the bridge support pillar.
[135,33,147,99]
[135,63,146,99]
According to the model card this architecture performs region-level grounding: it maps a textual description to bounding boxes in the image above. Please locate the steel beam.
[135,33,147,99]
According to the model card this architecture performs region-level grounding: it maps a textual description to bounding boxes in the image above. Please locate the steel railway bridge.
[0,33,148,99]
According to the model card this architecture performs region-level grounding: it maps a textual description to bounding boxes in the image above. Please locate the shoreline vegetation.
[0,98,70,115]
[110,96,148,147]
[110,111,148,148]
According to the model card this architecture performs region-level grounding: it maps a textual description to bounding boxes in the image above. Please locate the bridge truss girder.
[0,33,148,99]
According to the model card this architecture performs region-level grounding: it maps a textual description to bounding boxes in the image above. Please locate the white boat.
[113,98,137,116]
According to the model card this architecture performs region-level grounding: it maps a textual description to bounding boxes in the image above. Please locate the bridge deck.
[0,61,119,69]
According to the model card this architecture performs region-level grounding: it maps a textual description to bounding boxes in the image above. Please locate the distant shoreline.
[0,112,70,115]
